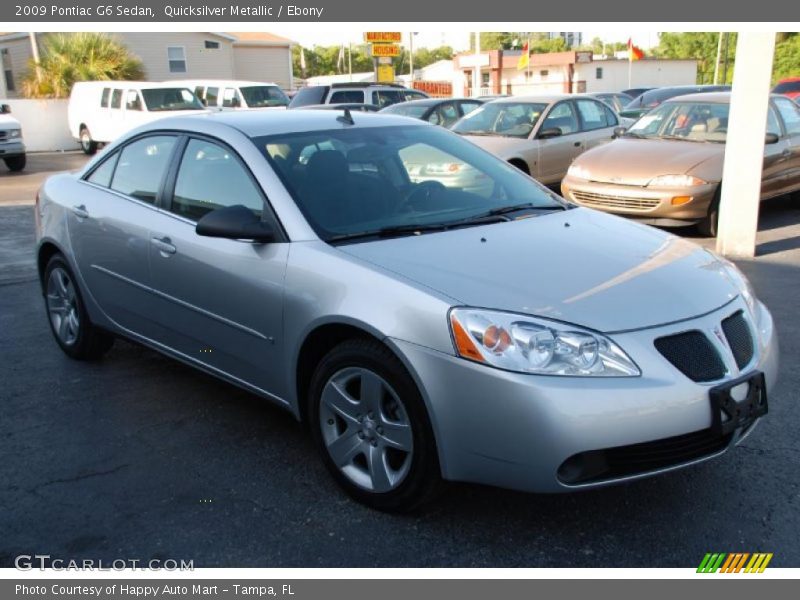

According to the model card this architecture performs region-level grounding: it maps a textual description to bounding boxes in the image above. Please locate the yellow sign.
[376,64,395,83]
[364,32,402,43]
[371,43,401,57]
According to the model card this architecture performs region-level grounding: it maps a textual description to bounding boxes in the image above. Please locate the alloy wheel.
[46,267,80,346]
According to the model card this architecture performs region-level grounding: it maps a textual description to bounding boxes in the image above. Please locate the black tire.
[4,155,26,172]
[79,127,98,155]
[43,254,114,360]
[697,187,721,238]
[508,159,529,175]
[308,338,443,512]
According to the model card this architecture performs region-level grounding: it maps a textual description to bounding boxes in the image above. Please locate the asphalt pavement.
[0,154,798,567]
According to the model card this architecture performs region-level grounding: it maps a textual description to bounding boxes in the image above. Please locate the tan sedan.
[561,92,800,236]
[451,94,622,186]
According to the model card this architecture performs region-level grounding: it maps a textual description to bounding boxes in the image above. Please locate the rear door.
[68,134,179,335]
[575,98,618,152]
[146,136,289,395]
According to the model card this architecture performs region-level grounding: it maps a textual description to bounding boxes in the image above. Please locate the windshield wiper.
[328,222,448,243]
[623,131,648,139]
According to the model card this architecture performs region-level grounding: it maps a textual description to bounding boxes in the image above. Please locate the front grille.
[0,130,7,142]
[722,310,754,369]
[571,190,660,212]
[558,428,733,485]
[654,330,726,382]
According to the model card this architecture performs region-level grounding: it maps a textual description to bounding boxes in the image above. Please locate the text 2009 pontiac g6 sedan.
[35,110,778,511]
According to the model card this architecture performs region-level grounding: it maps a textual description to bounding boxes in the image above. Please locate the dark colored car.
[620,85,731,119]
[295,103,380,113]
[379,98,485,127]
[773,78,800,101]
[620,87,654,100]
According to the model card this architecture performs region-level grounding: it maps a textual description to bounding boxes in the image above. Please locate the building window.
[596,67,603,79]
[1,48,14,92]
[540,69,549,79]
[167,46,187,73]
[204,40,220,50]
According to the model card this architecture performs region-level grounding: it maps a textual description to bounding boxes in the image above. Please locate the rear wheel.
[79,127,98,155]
[44,255,114,360]
[697,188,721,238]
[308,338,442,512]
[4,155,26,171]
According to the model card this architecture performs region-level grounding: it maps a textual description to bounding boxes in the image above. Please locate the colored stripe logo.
[697,553,773,573]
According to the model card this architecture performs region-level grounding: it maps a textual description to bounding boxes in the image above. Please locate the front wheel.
[43,255,114,360]
[308,338,442,512]
[4,155,26,171]
[697,188,721,238]
[79,127,98,155]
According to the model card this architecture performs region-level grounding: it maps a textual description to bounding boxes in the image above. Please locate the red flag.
[627,38,644,61]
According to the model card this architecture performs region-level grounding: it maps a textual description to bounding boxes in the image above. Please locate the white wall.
[233,46,293,89]
[5,99,74,152]
[576,60,698,93]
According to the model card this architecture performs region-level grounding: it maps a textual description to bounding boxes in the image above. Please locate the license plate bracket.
[710,371,768,436]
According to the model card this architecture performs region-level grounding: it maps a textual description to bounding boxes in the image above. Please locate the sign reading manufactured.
[364,32,402,43]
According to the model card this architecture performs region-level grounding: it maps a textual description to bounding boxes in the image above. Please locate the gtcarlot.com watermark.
[14,554,194,571]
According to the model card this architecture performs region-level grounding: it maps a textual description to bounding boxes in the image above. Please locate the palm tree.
[22,32,144,98]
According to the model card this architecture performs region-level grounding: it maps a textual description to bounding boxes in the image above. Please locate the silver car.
[451,94,622,185]
[35,110,778,511]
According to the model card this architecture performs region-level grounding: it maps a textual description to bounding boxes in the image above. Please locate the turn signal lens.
[450,315,485,362]
[670,196,693,206]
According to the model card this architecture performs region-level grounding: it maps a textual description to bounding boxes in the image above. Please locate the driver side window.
[541,102,579,135]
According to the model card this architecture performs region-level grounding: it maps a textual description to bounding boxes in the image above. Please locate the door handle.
[781,149,792,157]
[573,141,582,147]
[70,204,89,219]
[151,236,176,255]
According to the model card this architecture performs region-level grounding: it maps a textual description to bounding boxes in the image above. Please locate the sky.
[267,27,660,51]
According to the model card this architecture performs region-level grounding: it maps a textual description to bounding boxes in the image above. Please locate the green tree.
[22,32,143,98]
[772,33,800,82]
[654,32,737,84]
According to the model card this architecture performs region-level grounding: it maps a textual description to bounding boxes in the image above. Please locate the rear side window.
[288,86,328,108]
[100,88,111,108]
[86,152,118,187]
[126,90,142,111]
[111,89,123,109]
[375,90,404,108]
[171,139,264,221]
[329,90,365,104]
[774,96,800,135]
[110,136,177,204]
[576,99,610,131]
[460,101,482,116]
[206,87,219,106]
[222,88,242,108]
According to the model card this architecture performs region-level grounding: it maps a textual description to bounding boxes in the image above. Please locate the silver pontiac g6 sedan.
[35,110,778,511]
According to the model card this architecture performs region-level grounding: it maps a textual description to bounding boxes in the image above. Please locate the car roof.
[72,81,196,90]
[666,91,785,104]
[171,79,281,87]
[136,109,429,138]
[491,94,570,104]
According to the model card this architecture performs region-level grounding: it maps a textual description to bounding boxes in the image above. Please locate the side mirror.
[0,104,10,114]
[765,132,780,144]
[613,126,627,138]
[196,205,275,243]
[537,127,563,140]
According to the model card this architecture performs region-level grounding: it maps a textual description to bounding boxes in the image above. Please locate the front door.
[146,137,289,396]
[535,101,584,185]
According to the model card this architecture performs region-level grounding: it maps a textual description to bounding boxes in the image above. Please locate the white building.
[0,31,295,98]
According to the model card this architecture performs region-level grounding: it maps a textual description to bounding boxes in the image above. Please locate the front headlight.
[449,308,640,377]
[647,174,707,187]
[567,163,591,180]
[721,260,757,316]
[7,128,21,139]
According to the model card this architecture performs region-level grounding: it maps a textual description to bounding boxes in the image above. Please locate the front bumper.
[390,297,777,493]
[561,175,718,224]
[0,140,26,158]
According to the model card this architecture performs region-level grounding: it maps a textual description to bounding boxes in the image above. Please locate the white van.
[175,80,289,110]
[0,103,26,171]
[68,81,208,154]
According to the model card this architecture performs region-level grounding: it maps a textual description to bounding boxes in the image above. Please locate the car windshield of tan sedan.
[255,124,565,242]
[625,101,738,143]
[451,102,547,138]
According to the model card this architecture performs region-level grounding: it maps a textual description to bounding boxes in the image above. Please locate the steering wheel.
[397,180,448,213]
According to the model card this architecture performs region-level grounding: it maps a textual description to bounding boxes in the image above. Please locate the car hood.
[0,114,21,128]
[575,138,724,186]
[460,134,533,158]
[337,208,738,332]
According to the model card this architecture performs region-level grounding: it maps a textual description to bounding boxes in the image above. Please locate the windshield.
[381,104,430,118]
[451,102,547,138]
[141,88,204,112]
[254,125,564,242]
[626,101,731,142]
[240,85,289,108]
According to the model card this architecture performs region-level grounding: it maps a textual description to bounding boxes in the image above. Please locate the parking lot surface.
[1,154,798,567]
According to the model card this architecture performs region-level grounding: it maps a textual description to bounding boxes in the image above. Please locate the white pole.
[409,33,414,79]
[473,32,480,98]
[29,32,42,82]
[716,32,776,258]
[713,32,723,84]
[628,55,632,89]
